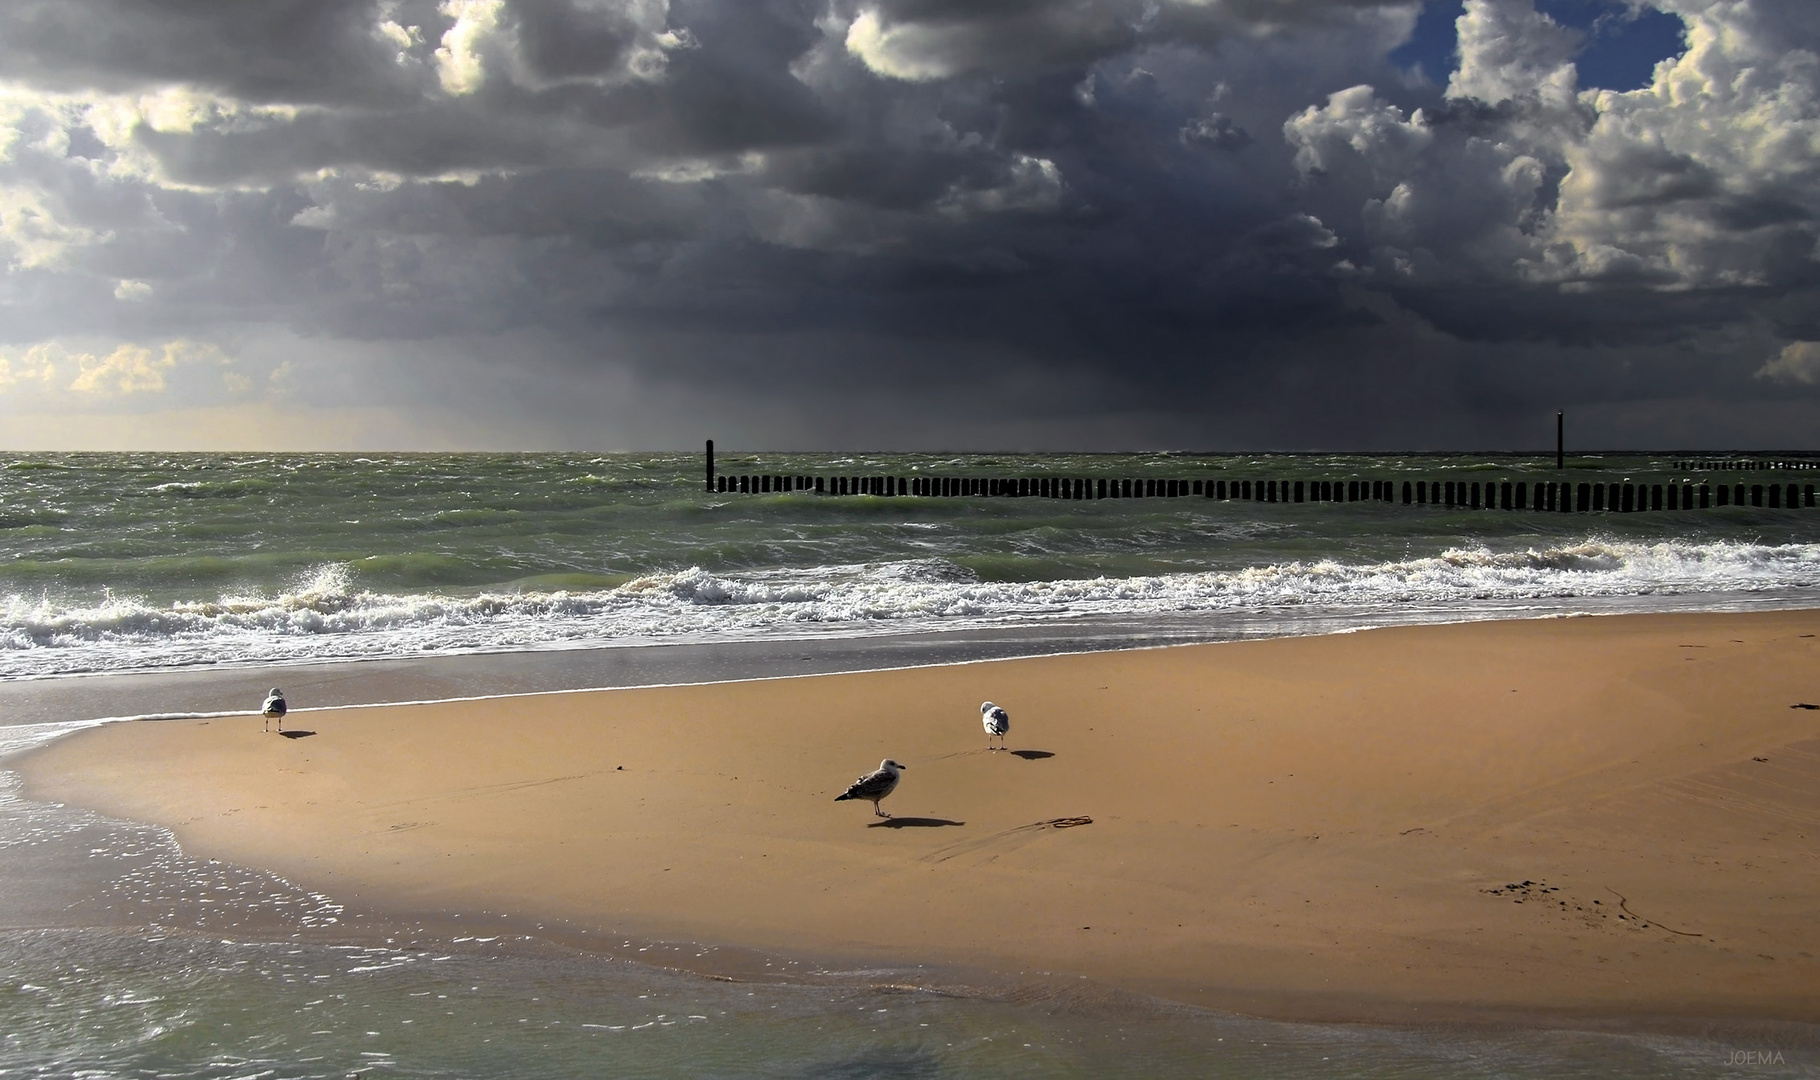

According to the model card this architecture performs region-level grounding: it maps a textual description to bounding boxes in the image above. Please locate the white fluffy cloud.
[843,0,1144,82]
[1541,0,1820,288]
[0,183,108,269]
[1447,0,1580,107]
[435,0,506,94]
[1758,340,1820,385]
[1282,0,1820,294]
[0,340,235,400]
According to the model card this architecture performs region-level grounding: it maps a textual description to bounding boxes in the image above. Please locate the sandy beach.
[19,610,1820,1025]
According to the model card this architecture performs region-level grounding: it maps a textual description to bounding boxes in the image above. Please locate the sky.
[0,0,1816,452]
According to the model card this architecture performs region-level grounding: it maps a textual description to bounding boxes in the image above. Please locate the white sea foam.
[2,539,1816,676]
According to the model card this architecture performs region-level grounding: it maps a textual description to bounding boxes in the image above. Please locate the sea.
[3,450,1818,1078]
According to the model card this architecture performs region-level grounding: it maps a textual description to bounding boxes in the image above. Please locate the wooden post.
[705,439,715,492]
[1556,411,1563,469]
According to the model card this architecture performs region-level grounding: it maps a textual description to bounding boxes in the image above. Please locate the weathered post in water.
[705,440,715,492]
[1556,411,1563,469]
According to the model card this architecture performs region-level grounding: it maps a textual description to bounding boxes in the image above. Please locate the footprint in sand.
[920,817,1092,865]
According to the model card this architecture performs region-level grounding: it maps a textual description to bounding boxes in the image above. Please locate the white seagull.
[834,758,906,817]
[262,687,288,733]
[981,701,1010,751]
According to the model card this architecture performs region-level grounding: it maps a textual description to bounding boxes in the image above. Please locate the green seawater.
[9,926,1801,1079]
[4,451,1817,676]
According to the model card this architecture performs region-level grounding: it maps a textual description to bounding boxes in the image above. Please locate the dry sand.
[20,610,1820,1024]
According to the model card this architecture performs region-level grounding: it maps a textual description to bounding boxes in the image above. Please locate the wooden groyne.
[1674,459,1816,472]
[703,442,1815,510]
[708,469,1815,511]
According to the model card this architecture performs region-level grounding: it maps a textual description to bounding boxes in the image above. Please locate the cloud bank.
[0,0,1816,449]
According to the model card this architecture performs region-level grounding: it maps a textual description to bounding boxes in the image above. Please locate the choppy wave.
[4,539,1816,677]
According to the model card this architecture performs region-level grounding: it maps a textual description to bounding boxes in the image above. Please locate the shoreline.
[6,589,1817,725]
[16,609,1820,1029]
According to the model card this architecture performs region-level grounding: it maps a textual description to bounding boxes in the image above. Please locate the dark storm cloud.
[0,0,414,104]
[2,0,1818,449]
[508,0,652,80]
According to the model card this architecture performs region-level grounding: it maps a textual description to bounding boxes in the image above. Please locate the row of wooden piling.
[1675,459,1814,471]
[711,472,1817,509]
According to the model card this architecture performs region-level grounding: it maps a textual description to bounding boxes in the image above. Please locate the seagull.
[834,759,906,817]
[981,701,1010,751]
[262,687,287,733]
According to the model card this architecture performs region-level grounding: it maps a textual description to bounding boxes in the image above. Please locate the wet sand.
[19,610,1820,1025]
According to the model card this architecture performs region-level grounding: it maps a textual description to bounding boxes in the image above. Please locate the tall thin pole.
[1556,412,1564,469]
[705,439,715,492]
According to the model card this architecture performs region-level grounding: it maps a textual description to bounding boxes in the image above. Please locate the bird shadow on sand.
[1008,749,1053,760]
[277,730,317,739]
[868,817,964,829]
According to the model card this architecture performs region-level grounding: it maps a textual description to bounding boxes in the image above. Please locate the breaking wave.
[3,540,1817,676]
